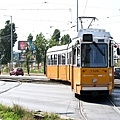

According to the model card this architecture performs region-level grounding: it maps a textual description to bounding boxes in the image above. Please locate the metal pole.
[77,0,79,32]
[69,8,72,24]
[10,16,13,69]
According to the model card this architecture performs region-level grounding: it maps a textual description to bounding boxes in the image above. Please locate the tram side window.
[58,54,61,65]
[54,54,57,65]
[111,45,113,66]
[69,52,72,64]
[51,55,54,65]
[77,47,81,67]
[109,43,113,66]
[62,53,66,65]
[47,55,51,65]
[67,53,69,64]
[73,48,76,65]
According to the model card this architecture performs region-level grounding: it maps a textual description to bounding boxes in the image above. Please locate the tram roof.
[47,28,113,55]
[47,44,68,53]
[77,28,112,38]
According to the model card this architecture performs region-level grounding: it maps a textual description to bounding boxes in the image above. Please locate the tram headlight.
[92,78,97,83]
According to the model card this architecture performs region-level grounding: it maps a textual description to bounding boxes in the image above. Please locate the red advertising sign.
[18,41,27,50]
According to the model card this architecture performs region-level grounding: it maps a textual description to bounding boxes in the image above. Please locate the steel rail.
[106,96,120,115]
[78,97,88,120]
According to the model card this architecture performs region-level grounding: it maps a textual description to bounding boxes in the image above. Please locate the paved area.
[114,79,120,87]
[1,73,120,87]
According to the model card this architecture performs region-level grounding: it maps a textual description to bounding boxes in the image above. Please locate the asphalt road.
[0,77,81,120]
[0,75,120,120]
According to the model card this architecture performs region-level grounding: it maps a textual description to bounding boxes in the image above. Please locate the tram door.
[70,46,81,93]
[70,47,74,89]
[58,54,60,79]
[109,42,114,90]
[58,54,67,80]
[67,52,70,82]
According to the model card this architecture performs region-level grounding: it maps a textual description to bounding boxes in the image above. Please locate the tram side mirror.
[117,48,120,55]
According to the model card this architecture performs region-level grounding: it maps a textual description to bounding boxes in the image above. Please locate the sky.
[0,0,120,52]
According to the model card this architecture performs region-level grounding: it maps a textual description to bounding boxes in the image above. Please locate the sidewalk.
[114,79,120,87]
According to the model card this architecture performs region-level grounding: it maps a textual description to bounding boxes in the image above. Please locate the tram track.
[106,96,120,115]
[78,99,88,120]
[76,92,120,120]
[0,80,22,94]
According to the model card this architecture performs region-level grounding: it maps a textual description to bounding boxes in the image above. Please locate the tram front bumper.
[81,87,109,96]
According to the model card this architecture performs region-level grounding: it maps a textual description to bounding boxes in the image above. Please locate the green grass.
[0,104,34,120]
[0,104,73,120]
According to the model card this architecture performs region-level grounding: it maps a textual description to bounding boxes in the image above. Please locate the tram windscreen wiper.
[93,41,105,56]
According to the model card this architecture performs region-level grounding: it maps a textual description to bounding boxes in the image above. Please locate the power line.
[0,2,76,8]
[98,20,120,25]
[16,18,70,23]
[99,15,120,20]
[83,0,89,15]
[0,8,68,10]
[85,6,119,11]
[41,1,75,6]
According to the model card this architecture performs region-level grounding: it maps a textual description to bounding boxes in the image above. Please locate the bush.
[0,104,34,120]
[0,104,73,120]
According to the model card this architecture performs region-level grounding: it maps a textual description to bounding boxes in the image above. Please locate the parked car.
[10,68,24,76]
[114,67,120,79]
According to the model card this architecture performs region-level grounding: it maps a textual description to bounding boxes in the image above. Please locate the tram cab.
[68,28,115,96]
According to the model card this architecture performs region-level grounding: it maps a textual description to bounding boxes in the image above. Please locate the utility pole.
[10,16,13,69]
[4,15,13,70]
[77,0,79,32]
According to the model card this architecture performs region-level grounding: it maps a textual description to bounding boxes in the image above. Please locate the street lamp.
[10,16,13,69]
[69,8,72,24]
[77,0,79,32]
[4,15,13,69]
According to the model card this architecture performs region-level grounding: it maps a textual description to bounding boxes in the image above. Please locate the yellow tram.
[46,17,120,96]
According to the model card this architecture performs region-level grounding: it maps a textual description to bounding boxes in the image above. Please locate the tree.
[47,29,61,48]
[34,32,48,69]
[60,34,71,45]
[51,29,60,42]
[48,38,59,48]
[25,33,34,75]
[25,44,31,75]
[27,33,33,42]
[0,20,17,64]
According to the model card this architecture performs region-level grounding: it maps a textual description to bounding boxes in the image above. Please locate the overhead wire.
[95,14,120,26]
[80,0,120,27]
[82,0,89,15]
[1,1,120,29]
[16,18,70,23]
[0,8,68,11]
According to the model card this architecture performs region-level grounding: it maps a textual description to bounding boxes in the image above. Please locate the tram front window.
[81,43,108,67]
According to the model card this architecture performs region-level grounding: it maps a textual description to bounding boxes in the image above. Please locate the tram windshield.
[81,43,108,67]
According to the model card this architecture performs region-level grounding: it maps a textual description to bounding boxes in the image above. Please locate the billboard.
[18,41,27,50]
[18,41,36,51]
[27,41,36,51]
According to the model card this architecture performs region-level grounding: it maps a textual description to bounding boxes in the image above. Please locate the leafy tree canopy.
[0,20,17,64]
[34,32,48,68]
[60,34,71,45]
[51,29,60,42]
[48,38,59,48]
[27,33,33,42]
